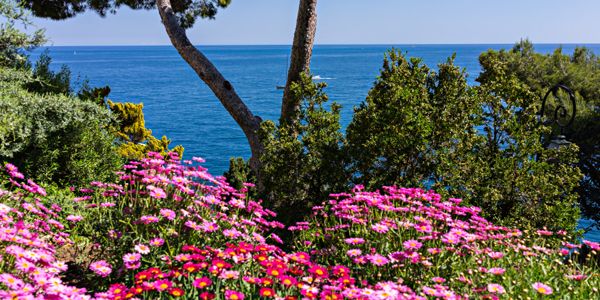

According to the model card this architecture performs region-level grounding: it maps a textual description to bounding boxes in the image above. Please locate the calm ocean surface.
[31,44,600,241]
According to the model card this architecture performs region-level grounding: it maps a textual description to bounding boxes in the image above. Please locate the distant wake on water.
[312,75,335,80]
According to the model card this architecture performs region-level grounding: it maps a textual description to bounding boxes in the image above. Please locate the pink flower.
[134,244,150,255]
[347,249,362,257]
[224,290,245,300]
[89,260,112,277]
[149,187,167,199]
[344,237,365,245]
[487,283,505,294]
[193,277,212,289]
[140,215,159,224]
[371,223,389,233]
[150,238,165,247]
[160,209,176,220]
[366,254,389,266]
[488,267,505,275]
[123,253,141,263]
[66,215,83,223]
[431,277,445,283]
[532,282,553,295]
[154,279,172,291]
[403,239,423,250]
[487,251,504,259]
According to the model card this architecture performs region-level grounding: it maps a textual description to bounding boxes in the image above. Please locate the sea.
[30,44,600,241]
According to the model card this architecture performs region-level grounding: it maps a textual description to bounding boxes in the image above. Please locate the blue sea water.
[30,44,600,241]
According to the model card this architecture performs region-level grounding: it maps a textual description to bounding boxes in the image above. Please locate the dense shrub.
[346,50,582,231]
[478,40,600,228]
[252,73,347,223]
[0,66,122,187]
[0,0,45,67]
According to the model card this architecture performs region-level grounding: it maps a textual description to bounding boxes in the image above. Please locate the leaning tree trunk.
[157,0,318,189]
[280,0,318,127]
[156,0,263,174]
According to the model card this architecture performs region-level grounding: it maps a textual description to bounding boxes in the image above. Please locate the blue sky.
[33,0,600,46]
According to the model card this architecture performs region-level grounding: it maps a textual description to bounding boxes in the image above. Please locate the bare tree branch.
[280,0,318,126]
[156,0,263,171]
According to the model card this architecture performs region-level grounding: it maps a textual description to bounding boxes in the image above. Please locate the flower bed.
[0,153,598,299]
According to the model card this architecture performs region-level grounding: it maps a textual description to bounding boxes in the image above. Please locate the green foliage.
[346,49,582,231]
[0,65,122,186]
[107,100,184,160]
[22,0,231,28]
[347,51,481,189]
[479,40,600,227]
[257,73,348,224]
[0,0,45,67]
[24,50,73,94]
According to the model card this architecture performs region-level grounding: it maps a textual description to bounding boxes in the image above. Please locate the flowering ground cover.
[0,153,598,299]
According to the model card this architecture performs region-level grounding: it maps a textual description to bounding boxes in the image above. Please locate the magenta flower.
[153,279,172,291]
[344,237,365,245]
[347,249,362,257]
[488,267,505,275]
[366,254,389,266]
[149,187,167,199]
[403,239,423,250]
[149,237,165,247]
[159,208,176,220]
[224,290,245,300]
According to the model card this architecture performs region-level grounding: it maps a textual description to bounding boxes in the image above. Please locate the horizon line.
[40,42,600,47]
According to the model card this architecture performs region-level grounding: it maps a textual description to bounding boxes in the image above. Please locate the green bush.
[257,74,348,224]
[478,40,600,227]
[346,49,582,231]
[0,65,122,186]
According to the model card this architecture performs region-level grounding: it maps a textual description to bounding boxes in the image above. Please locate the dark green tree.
[257,73,348,224]
[346,49,582,231]
[478,40,599,228]
[0,0,45,67]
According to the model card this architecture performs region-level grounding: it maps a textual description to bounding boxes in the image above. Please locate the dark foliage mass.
[22,0,231,28]
[479,40,600,228]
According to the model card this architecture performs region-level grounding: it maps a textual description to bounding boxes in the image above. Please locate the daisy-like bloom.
[532,282,553,295]
[15,259,35,272]
[371,223,389,233]
[134,244,150,255]
[224,290,245,300]
[344,237,365,245]
[487,283,506,294]
[201,221,219,232]
[223,229,242,239]
[487,251,504,259]
[159,209,176,221]
[308,265,329,278]
[347,249,362,257]
[278,275,297,287]
[153,279,172,291]
[149,187,167,199]
[193,277,212,289]
[139,215,160,224]
[367,254,389,266]
[259,287,275,298]
[169,287,185,297]
[219,270,240,280]
[66,215,83,223]
[89,260,112,277]
[431,277,446,283]
[123,253,141,263]
[149,238,165,247]
[403,239,423,250]
[488,267,505,275]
